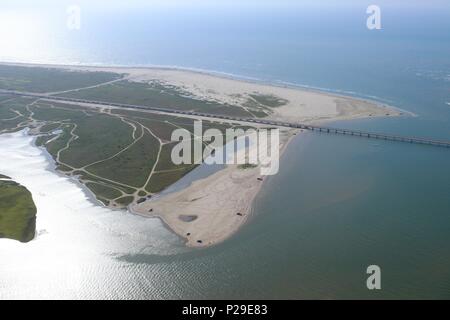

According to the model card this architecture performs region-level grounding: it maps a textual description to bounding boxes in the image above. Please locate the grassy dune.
[248,93,288,108]
[57,80,253,117]
[0,64,121,93]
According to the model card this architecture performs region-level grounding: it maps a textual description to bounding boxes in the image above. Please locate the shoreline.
[0,61,415,118]
[19,129,115,211]
[130,128,301,248]
[1,61,408,248]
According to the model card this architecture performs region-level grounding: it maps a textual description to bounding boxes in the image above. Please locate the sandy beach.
[2,62,405,124]
[2,62,405,247]
[124,67,402,123]
[130,128,296,247]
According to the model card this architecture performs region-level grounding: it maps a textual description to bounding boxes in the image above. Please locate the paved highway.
[1,89,449,148]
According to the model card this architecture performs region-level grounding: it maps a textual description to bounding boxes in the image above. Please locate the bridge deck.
[2,89,450,149]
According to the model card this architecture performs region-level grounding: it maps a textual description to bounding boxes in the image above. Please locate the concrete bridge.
[2,89,450,149]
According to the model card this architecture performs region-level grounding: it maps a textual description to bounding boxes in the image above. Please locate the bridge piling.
[1,88,450,150]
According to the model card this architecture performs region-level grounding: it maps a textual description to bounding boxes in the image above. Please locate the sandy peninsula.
[88,66,399,247]
[2,62,404,124]
[2,62,405,247]
[130,128,296,247]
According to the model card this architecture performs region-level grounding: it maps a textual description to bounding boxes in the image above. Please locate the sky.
[0,0,448,64]
[2,0,450,9]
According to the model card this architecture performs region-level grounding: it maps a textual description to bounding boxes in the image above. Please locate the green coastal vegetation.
[248,93,288,108]
[0,64,121,93]
[0,65,283,209]
[0,97,253,208]
[57,80,256,117]
[0,98,243,207]
[0,178,36,242]
[238,163,258,169]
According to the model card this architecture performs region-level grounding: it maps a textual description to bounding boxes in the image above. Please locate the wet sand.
[130,129,296,247]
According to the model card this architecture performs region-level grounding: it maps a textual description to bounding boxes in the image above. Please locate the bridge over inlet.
[2,89,450,149]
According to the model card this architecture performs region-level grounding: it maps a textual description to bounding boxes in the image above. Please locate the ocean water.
[1,1,449,298]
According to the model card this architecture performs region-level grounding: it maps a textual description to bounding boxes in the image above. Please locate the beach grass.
[238,163,258,169]
[0,64,121,93]
[86,129,160,187]
[59,114,135,168]
[115,196,135,206]
[57,80,253,117]
[146,168,197,193]
[85,182,123,200]
[248,93,288,108]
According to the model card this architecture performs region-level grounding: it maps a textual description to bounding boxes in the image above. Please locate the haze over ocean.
[1,0,449,134]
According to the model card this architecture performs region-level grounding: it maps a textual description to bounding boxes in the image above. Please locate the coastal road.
[2,89,450,148]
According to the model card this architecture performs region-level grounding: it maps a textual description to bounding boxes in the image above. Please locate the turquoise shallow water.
[0,1,449,298]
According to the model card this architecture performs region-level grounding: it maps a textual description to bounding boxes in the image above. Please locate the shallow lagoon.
[0,130,186,299]
[1,119,450,299]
